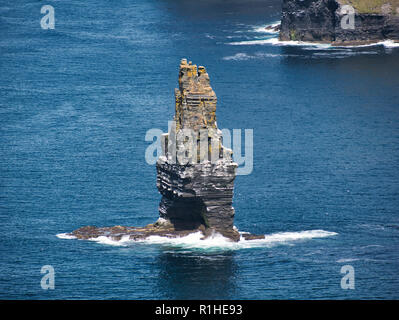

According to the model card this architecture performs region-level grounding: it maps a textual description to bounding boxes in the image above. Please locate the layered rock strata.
[279,0,399,44]
[156,59,239,241]
[70,59,264,243]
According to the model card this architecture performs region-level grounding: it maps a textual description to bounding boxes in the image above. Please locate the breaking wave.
[333,40,399,49]
[57,229,337,251]
[56,233,77,240]
[228,37,330,47]
[251,21,280,34]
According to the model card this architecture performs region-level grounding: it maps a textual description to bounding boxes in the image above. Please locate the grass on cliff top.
[339,0,399,14]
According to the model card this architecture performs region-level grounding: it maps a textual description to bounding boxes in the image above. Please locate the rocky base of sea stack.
[71,221,265,242]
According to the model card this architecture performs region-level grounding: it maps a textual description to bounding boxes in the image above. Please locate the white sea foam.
[154,217,170,226]
[228,37,399,49]
[88,235,132,246]
[62,229,337,251]
[337,258,359,263]
[134,230,338,250]
[251,21,280,34]
[312,51,378,57]
[223,52,302,61]
[223,53,254,61]
[56,233,76,240]
[332,39,399,49]
[381,40,399,48]
[228,37,332,48]
[223,49,381,61]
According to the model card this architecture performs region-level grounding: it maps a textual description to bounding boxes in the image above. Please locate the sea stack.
[70,59,265,242]
[156,59,240,241]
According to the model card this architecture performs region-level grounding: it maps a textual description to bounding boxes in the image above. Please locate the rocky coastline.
[278,0,399,45]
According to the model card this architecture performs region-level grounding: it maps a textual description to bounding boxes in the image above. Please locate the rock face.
[70,59,264,243]
[156,59,240,241]
[279,0,399,44]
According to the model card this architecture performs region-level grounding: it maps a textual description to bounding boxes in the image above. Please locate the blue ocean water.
[1,0,399,299]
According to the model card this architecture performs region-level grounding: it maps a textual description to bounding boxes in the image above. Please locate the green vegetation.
[339,0,399,14]
[289,29,297,41]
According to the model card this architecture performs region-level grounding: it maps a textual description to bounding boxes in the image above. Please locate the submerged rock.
[70,59,264,243]
[265,24,281,32]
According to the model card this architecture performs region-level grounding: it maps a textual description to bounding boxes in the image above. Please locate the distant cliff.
[279,0,399,44]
